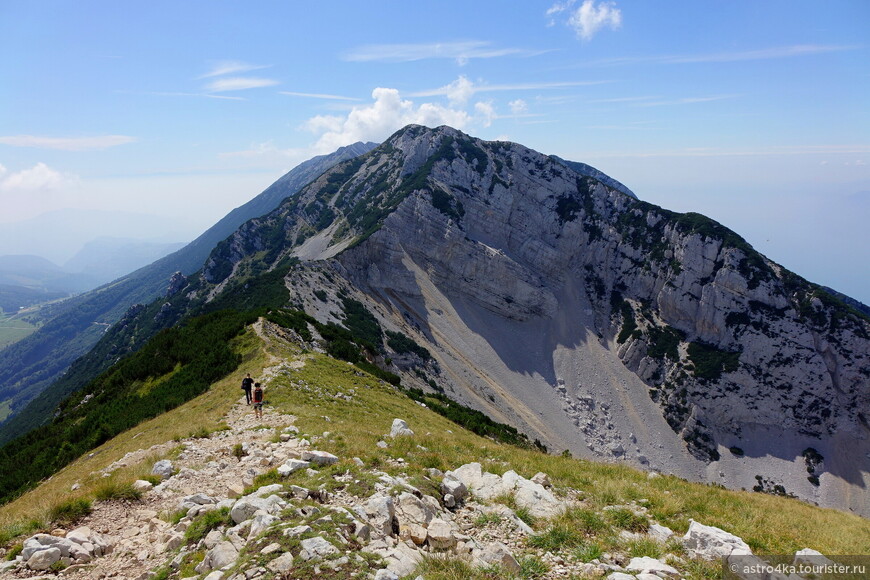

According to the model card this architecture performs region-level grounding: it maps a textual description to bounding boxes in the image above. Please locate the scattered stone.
[683,520,752,560]
[277,458,310,476]
[474,541,521,574]
[627,556,680,577]
[300,450,338,465]
[389,418,414,437]
[151,459,174,480]
[27,547,61,570]
[132,480,153,493]
[267,552,295,573]
[299,536,339,560]
[648,523,674,542]
[794,548,835,567]
[426,518,455,550]
[530,472,551,487]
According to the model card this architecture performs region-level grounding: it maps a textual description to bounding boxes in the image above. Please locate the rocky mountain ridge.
[184,125,869,515]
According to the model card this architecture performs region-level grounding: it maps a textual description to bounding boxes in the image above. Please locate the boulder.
[530,472,552,488]
[355,493,395,537]
[132,480,153,493]
[627,556,680,577]
[277,459,310,476]
[300,450,339,465]
[374,570,400,580]
[230,495,286,524]
[426,518,455,550]
[151,459,174,480]
[648,523,674,542]
[27,546,61,570]
[440,473,468,502]
[390,418,414,437]
[195,541,238,573]
[268,552,295,573]
[474,542,521,574]
[682,520,752,560]
[794,548,835,567]
[248,513,280,539]
[299,536,339,560]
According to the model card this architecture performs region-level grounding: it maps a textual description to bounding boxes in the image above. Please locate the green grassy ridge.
[0,309,258,504]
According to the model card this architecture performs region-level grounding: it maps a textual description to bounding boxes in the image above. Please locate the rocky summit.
[186,125,869,515]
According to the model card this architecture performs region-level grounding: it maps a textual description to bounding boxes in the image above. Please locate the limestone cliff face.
[201,125,870,514]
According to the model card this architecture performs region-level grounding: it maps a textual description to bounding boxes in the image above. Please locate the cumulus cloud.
[0,162,75,193]
[204,77,279,92]
[547,0,622,41]
[0,134,136,151]
[303,87,476,153]
[444,76,476,106]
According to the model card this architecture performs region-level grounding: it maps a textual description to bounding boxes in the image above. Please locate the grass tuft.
[48,498,92,526]
[94,481,142,502]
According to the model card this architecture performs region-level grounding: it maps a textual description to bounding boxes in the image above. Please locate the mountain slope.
[180,125,869,515]
[1,318,867,580]
[0,142,376,441]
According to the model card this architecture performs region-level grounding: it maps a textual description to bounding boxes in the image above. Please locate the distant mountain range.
[0,141,377,439]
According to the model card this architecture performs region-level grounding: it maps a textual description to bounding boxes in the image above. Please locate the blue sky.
[1,1,868,301]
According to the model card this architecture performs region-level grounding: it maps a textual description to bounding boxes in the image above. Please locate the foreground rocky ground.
[1,396,838,580]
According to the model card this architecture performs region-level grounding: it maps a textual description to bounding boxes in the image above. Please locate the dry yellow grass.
[3,324,869,559]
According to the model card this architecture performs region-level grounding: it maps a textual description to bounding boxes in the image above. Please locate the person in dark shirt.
[252,382,264,419]
[241,373,254,405]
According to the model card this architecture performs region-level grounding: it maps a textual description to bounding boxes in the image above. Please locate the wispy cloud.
[199,60,271,78]
[582,44,859,67]
[150,91,246,101]
[547,0,622,41]
[635,94,738,107]
[0,135,136,151]
[410,76,611,99]
[204,77,280,92]
[343,40,546,65]
[582,144,870,159]
[279,91,361,101]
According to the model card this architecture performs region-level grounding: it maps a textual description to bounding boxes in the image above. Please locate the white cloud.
[0,134,136,151]
[343,40,544,65]
[579,44,858,68]
[279,91,361,101]
[199,60,271,78]
[411,77,610,99]
[303,87,474,153]
[548,0,622,41]
[0,162,76,192]
[444,76,476,106]
[475,101,497,128]
[509,99,528,114]
[204,77,279,92]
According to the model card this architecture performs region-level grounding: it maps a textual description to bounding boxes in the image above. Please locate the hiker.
[252,382,264,419]
[241,373,254,405]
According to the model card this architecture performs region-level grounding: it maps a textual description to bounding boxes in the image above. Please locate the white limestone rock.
[682,520,752,560]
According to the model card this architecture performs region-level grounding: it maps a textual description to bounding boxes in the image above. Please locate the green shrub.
[5,543,23,561]
[184,507,233,544]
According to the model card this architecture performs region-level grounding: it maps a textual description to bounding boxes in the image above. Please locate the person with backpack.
[241,373,254,405]
[252,382,264,419]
